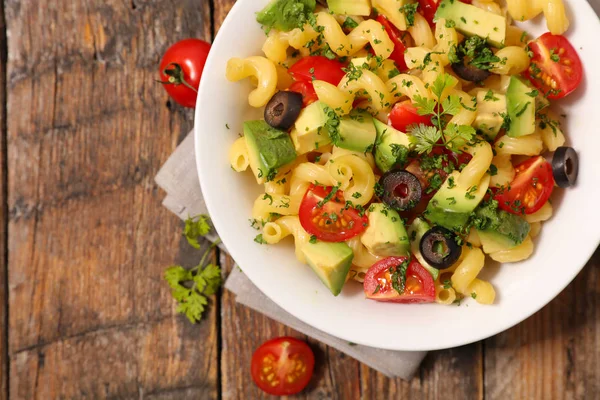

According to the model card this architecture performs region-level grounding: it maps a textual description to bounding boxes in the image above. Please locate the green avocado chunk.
[328,0,371,16]
[373,119,412,173]
[256,0,316,32]
[425,171,490,231]
[291,101,331,155]
[434,0,506,48]
[330,110,377,153]
[361,203,410,257]
[244,120,297,183]
[506,76,537,137]
[474,201,530,253]
[301,241,354,296]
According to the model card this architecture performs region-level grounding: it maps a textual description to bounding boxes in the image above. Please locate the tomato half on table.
[251,337,315,396]
[289,81,319,107]
[389,100,433,133]
[495,156,555,215]
[364,257,435,303]
[299,184,368,242]
[376,15,409,71]
[525,33,583,99]
[288,56,346,85]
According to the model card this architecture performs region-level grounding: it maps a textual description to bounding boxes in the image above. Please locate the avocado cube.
[426,171,491,231]
[506,76,536,137]
[475,202,530,253]
[361,203,410,257]
[292,101,331,154]
[373,119,412,173]
[328,0,372,16]
[435,0,506,48]
[332,111,377,153]
[302,241,354,296]
[244,120,297,183]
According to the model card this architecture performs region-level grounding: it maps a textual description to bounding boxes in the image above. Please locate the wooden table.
[0,1,598,399]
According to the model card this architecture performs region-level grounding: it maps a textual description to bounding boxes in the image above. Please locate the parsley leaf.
[184,215,212,249]
[399,3,419,27]
[444,123,476,150]
[431,73,458,98]
[441,95,462,116]
[413,94,437,116]
[410,124,442,154]
[164,247,222,324]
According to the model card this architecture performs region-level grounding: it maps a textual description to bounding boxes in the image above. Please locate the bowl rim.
[195,0,600,351]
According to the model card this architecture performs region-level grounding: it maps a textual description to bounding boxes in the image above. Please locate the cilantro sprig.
[165,215,222,323]
[184,215,211,249]
[410,73,476,154]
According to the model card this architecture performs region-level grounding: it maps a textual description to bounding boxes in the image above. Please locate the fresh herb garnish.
[165,218,222,323]
[410,73,476,154]
[184,215,212,249]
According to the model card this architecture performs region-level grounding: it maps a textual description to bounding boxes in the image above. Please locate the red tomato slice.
[420,0,472,25]
[376,15,409,71]
[251,337,315,396]
[299,184,368,242]
[389,100,433,133]
[495,156,555,215]
[288,56,346,85]
[364,257,435,304]
[289,81,318,107]
[525,33,583,99]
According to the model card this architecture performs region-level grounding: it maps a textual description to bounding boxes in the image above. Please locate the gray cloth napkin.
[155,131,426,379]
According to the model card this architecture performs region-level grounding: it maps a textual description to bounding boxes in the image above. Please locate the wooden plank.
[0,0,8,398]
[484,247,600,400]
[6,0,219,397]
[219,254,363,400]
[360,345,483,400]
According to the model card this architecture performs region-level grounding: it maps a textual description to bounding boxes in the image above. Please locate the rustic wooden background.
[0,0,598,399]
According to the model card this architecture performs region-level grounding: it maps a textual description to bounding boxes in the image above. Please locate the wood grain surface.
[0,0,7,399]
[0,1,598,399]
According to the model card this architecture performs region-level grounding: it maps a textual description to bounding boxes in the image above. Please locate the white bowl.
[196,0,600,351]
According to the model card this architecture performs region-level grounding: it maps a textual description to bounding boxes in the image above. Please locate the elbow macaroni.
[226,57,278,107]
[225,3,578,305]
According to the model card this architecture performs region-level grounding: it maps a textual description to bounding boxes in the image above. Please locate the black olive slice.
[264,91,303,130]
[451,62,492,83]
[419,226,462,270]
[379,170,422,211]
[552,146,579,188]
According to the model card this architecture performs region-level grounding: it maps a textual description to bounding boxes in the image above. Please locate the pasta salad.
[225,0,582,305]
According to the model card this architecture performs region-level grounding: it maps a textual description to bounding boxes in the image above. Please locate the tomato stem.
[159,62,198,93]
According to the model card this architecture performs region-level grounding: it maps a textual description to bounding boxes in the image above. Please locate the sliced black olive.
[552,146,579,188]
[264,91,303,130]
[451,62,491,83]
[379,170,422,211]
[419,226,462,270]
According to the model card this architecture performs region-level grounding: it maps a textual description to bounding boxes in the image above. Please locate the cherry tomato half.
[289,81,319,107]
[495,156,555,215]
[389,100,433,133]
[299,184,368,242]
[525,33,583,99]
[376,15,410,71]
[288,56,346,85]
[364,257,435,303]
[159,39,211,108]
[251,337,315,396]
